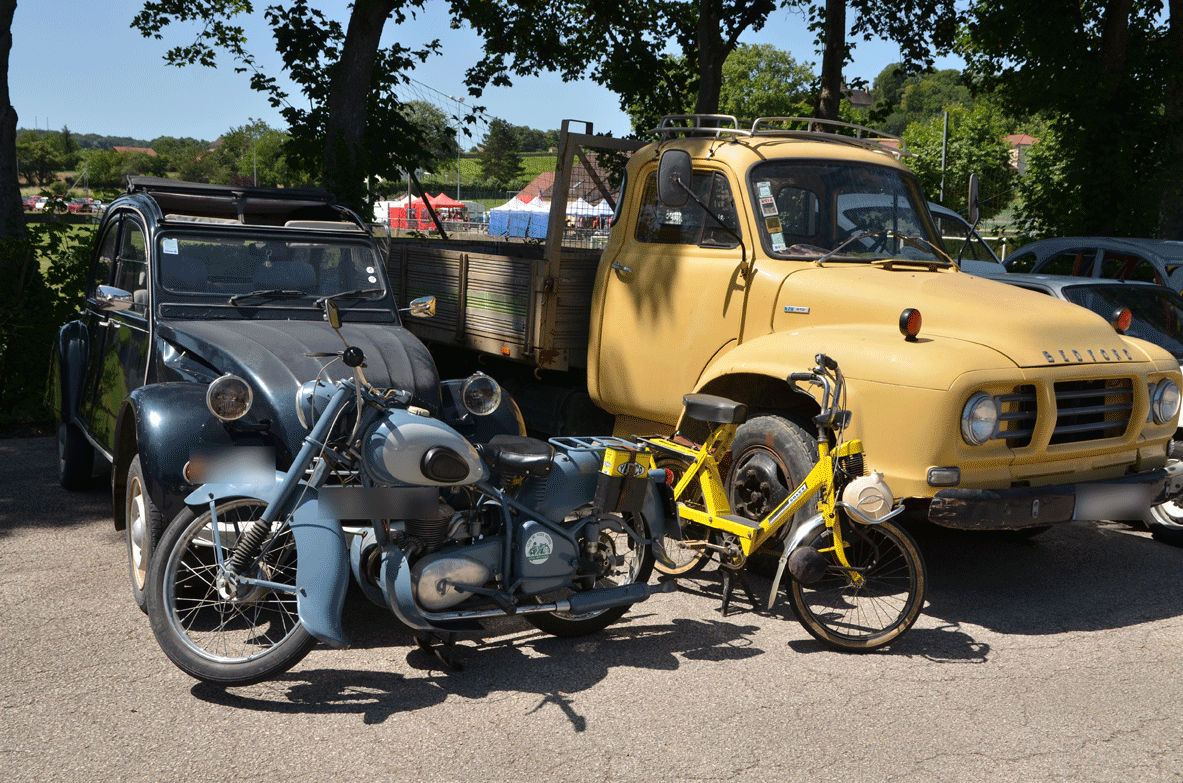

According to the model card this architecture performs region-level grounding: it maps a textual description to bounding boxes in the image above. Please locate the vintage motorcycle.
[144,299,678,687]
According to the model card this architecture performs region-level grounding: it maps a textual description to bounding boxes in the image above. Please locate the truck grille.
[994,379,1133,448]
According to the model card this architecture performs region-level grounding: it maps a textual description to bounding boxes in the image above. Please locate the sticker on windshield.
[765,216,781,233]
[757,181,772,199]
[760,197,777,216]
[368,275,378,283]
[162,238,178,255]
[366,266,375,274]
[771,232,787,252]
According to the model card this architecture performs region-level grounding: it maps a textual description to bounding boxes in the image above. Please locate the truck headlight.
[1152,379,1180,425]
[961,392,998,445]
[206,374,253,421]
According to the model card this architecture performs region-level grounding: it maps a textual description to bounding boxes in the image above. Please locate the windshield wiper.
[313,288,384,308]
[228,289,307,306]
[814,229,887,265]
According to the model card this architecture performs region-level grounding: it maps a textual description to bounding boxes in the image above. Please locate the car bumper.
[928,461,1183,529]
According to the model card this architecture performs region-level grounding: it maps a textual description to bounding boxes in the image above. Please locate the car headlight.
[961,391,998,445]
[1152,379,1181,425]
[206,374,253,421]
[461,372,502,416]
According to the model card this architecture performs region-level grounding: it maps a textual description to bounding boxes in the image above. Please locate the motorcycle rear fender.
[186,484,351,650]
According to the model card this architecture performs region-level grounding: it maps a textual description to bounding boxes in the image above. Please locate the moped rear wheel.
[789,518,925,652]
[145,499,315,686]
[653,455,712,576]
[526,511,656,637]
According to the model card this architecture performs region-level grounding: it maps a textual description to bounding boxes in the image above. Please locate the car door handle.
[610,262,633,274]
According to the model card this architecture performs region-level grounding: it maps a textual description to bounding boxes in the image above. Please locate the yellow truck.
[387,116,1183,531]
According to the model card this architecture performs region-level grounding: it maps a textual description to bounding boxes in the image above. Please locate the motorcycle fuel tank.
[364,408,488,487]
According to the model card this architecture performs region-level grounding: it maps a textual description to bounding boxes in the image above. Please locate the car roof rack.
[124,176,364,228]
[650,115,907,158]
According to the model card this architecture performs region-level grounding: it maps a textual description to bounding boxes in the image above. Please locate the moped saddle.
[475,435,555,476]
[681,393,748,425]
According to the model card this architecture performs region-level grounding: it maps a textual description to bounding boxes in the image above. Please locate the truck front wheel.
[727,415,817,525]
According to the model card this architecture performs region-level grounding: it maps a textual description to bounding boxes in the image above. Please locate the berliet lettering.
[1042,347,1135,363]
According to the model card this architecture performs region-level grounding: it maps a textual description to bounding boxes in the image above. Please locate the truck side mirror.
[657,150,692,208]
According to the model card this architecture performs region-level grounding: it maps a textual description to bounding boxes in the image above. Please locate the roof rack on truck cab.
[651,114,907,158]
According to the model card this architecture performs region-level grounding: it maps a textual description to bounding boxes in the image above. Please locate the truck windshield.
[749,160,944,263]
[155,233,387,302]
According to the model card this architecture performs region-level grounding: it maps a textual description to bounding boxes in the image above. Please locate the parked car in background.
[47,177,524,610]
[66,198,89,213]
[968,269,1183,545]
[1003,237,1183,293]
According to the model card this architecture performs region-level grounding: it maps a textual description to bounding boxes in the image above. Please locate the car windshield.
[156,232,386,303]
[1062,284,1183,355]
[749,160,946,263]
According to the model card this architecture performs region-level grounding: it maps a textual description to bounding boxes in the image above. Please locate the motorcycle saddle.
[475,435,555,476]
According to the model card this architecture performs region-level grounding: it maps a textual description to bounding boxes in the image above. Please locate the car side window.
[1039,248,1096,277]
[1007,252,1037,272]
[1100,252,1162,284]
[634,170,740,247]
[113,222,148,315]
[87,220,120,298]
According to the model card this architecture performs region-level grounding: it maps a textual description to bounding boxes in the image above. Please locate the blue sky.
[10,1,962,143]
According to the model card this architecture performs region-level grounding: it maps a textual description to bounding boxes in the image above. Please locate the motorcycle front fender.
[185,483,351,650]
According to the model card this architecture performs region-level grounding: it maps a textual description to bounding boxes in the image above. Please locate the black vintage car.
[48,177,523,608]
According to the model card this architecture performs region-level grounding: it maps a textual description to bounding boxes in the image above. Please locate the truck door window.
[634,171,740,247]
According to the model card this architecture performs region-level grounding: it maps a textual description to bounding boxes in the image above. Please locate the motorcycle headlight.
[961,391,998,445]
[1152,379,1181,425]
[461,372,502,416]
[206,374,253,421]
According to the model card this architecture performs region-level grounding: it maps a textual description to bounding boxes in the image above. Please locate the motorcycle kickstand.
[414,632,464,672]
[719,566,758,617]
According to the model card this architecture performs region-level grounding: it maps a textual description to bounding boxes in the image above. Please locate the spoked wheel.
[525,511,656,638]
[654,454,712,577]
[789,518,926,652]
[145,498,315,686]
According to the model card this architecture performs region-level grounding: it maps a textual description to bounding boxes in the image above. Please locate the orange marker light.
[1111,308,1132,334]
[899,308,922,340]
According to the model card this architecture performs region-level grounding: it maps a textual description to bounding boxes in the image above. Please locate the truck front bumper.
[928,461,1183,529]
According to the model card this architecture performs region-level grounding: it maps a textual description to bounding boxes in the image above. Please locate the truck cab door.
[594,167,748,426]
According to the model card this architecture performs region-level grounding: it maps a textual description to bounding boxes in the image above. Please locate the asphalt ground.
[2,435,1182,783]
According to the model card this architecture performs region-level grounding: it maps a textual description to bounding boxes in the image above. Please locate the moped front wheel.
[145,499,315,686]
[789,518,926,652]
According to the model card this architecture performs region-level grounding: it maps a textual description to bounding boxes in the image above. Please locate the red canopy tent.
[428,193,465,209]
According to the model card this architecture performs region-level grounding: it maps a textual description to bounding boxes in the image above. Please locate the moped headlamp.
[206,374,253,421]
[961,391,998,445]
[461,372,502,416]
[1152,379,1181,425]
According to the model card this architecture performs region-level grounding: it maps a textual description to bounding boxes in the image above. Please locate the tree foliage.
[477,118,525,186]
[961,0,1183,238]
[902,101,1016,219]
[134,0,443,213]
[717,43,815,122]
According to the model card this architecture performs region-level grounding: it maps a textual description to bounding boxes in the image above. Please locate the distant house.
[113,146,157,157]
[1004,134,1038,175]
[516,160,618,207]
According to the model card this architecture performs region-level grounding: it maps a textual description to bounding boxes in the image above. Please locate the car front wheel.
[127,455,166,611]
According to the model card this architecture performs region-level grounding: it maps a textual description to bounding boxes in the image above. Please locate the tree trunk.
[322,0,398,213]
[0,0,27,245]
[694,0,724,114]
[815,0,846,121]
[1160,0,1183,239]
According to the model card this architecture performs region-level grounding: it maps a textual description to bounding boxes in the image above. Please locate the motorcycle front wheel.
[145,499,316,687]
[525,511,656,638]
[789,518,926,652]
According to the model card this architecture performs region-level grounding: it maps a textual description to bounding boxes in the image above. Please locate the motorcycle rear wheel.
[526,512,655,638]
[145,499,315,687]
[789,518,926,652]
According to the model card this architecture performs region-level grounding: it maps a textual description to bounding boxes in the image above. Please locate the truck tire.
[726,415,817,525]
